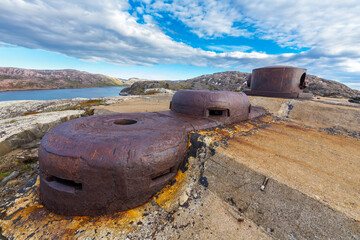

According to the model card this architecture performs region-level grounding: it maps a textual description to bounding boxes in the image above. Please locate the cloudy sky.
[0,0,359,88]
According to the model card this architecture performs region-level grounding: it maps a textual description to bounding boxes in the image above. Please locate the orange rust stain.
[231,137,265,152]
[283,123,311,131]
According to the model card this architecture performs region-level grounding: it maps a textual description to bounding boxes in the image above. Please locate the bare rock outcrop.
[0,110,84,156]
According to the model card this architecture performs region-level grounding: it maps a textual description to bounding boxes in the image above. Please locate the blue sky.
[0,0,359,89]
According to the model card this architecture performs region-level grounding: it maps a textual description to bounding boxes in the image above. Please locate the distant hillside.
[120,77,151,85]
[121,71,249,95]
[121,71,359,98]
[120,80,189,95]
[0,67,125,91]
[304,74,359,98]
[185,71,250,91]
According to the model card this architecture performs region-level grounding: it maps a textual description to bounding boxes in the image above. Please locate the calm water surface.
[0,86,126,101]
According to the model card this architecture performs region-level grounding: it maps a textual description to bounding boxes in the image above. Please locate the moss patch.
[0,172,10,181]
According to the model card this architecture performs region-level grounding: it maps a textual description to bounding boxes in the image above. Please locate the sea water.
[0,86,126,101]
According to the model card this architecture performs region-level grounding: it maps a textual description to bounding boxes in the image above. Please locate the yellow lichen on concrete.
[0,150,196,239]
[195,115,276,146]
[154,156,191,212]
[0,176,152,239]
[2,177,41,217]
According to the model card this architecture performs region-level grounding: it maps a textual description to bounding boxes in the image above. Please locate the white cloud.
[342,83,360,90]
[0,41,14,47]
[0,0,273,68]
[146,0,360,81]
[0,0,205,65]
[0,0,359,84]
[149,0,251,38]
[338,59,360,73]
[207,45,252,52]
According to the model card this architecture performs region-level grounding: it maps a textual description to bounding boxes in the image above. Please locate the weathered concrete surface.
[200,116,360,239]
[249,96,360,133]
[91,94,173,115]
[0,110,84,156]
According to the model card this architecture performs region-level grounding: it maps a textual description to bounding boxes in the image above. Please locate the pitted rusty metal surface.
[39,90,265,216]
[246,66,312,99]
[171,90,251,124]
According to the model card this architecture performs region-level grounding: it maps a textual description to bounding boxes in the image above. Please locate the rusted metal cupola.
[39,90,265,216]
[245,66,312,99]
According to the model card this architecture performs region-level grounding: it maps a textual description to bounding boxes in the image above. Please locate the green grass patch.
[0,172,10,181]
[20,164,32,172]
[77,100,102,106]
[209,86,219,91]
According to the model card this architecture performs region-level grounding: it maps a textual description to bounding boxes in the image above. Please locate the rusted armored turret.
[245,66,312,99]
[39,90,264,216]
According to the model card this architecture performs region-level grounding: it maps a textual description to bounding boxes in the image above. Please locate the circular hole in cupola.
[113,119,137,125]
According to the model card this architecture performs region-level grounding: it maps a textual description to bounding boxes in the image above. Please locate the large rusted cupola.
[245,66,312,99]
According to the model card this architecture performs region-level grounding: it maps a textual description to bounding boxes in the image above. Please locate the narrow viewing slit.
[46,176,82,191]
[208,108,230,117]
[151,167,175,183]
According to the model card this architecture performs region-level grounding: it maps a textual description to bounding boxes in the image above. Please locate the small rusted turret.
[171,90,250,124]
[245,66,312,99]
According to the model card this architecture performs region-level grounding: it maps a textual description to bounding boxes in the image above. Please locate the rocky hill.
[120,80,190,95]
[185,71,250,91]
[0,67,125,91]
[120,71,249,95]
[304,74,359,98]
[120,77,151,85]
[121,71,359,98]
